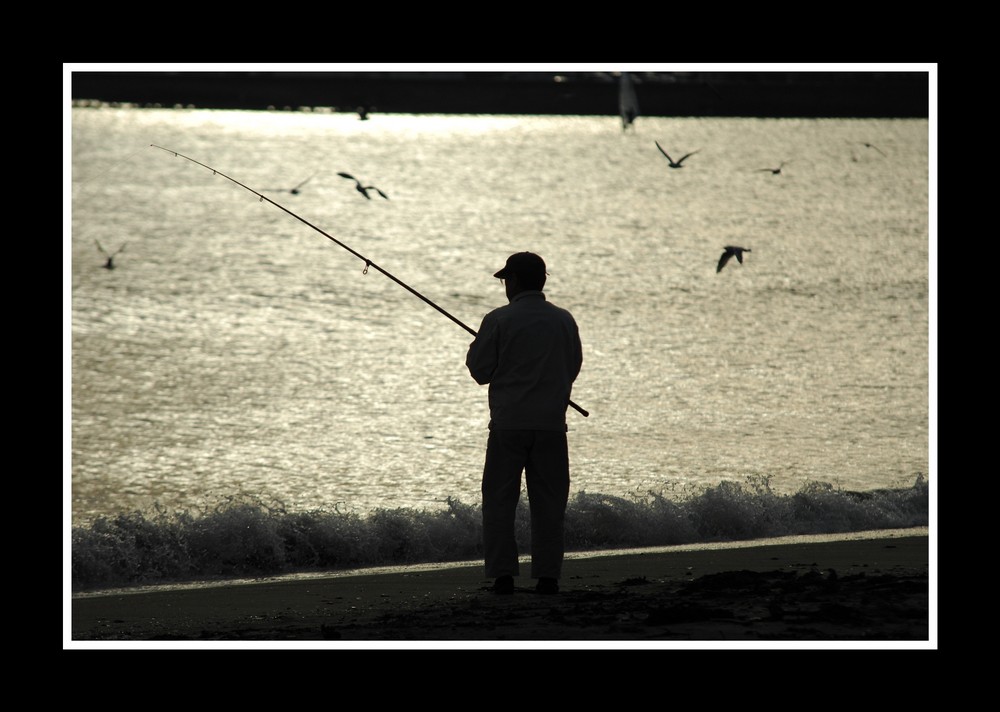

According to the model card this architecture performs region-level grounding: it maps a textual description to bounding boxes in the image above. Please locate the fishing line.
[72,143,153,188]
[149,144,589,418]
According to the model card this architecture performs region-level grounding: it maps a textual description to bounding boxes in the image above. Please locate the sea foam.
[70,474,928,593]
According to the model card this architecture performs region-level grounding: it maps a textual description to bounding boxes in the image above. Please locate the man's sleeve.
[572,320,583,382]
[466,314,499,385]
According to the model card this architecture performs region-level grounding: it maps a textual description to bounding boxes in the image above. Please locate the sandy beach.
[67,528,931,648]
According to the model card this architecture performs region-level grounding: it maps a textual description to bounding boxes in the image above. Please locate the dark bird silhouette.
[655,141,700,168]
[337,172,389,200]
[848,140,887,159]
[95,240,126,270]
[717,246,751,273]
[758,161,791,175]
[860,142,887,157]
[266,173,316,195]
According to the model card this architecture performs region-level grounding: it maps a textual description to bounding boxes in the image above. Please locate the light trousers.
[481,429,570,580]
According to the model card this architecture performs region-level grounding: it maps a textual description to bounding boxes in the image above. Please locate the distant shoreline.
[69,71,929,119]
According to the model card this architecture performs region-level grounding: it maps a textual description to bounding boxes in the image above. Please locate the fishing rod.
[149,144,589,418]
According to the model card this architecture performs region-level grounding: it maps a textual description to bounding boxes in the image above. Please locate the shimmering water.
[68,108,931,527]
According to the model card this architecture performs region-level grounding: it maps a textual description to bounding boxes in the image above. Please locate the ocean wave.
[70,474,928,593]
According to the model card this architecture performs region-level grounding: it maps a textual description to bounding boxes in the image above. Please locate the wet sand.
[68,528,930,647]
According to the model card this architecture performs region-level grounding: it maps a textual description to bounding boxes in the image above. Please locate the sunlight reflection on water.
[70,109,930,524]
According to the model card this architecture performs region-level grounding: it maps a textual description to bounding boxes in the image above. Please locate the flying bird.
[758,161,791,175]
[717,246,751,273]
[655,141,700,168]
[265,172,317,195]
[337,172,389,200]
[848,140,887,160]
[95,240,126,270]
[860,142,887,157]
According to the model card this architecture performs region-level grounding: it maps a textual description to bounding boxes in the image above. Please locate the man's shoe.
[536,577,559,594]
[491,575,514,594]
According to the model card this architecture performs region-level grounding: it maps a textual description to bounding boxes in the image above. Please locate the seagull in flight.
[860,142,887,157]
[848,141,887,160]
[266,173,317,195]
[717,246,751,273]
[337,172,389,200]
[95,240,126,270]
[655,141,700,168]
[757,161,791,175]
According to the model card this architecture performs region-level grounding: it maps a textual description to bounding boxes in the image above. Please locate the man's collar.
[512,290,545,302]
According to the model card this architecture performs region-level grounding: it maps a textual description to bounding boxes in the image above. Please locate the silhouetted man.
[466,252,583,595]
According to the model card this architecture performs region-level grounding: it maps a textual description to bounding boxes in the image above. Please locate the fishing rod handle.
[570,400,589,417]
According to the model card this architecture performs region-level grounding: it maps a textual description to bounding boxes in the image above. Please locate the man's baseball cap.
[493,252,547,282]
